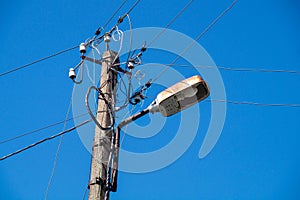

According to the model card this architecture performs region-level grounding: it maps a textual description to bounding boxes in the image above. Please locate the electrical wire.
[152,0,239,83]
[115,74,130,111]
[107,0,141,35]
[85,62,96,85]
[207,99,300,108]
[138,63,300,75]
[86,0,129,43]
[73,61,85,84]
[122,0,141,20]
[0,45,78,77]
[117,0,195,94]
[177,0,239,64]
[44,96,73,200]
[104,128,117,200]
[0,0,139,78]
[112,13,135,111]
[86,86,115,130]
[0,119,92,161]
[111,27,125,65]
[82,187,88,200]
[125,14,133,67]
[120,105,135,147]
[147,0,195,48]
[0,111,90,146]
[101,0,128,31]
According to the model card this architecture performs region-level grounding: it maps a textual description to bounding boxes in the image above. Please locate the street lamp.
[148,75,210,117]
[109,75,210,192]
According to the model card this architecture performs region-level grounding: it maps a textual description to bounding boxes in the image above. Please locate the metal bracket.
[88,177,104,189]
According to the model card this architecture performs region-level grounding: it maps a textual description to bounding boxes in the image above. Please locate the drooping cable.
[85,86,115,130]
[73,60,85,84]
[111,27,125,66]
[0,119,92,161]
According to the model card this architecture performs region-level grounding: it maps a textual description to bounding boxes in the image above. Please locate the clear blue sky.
[1,0,300,199]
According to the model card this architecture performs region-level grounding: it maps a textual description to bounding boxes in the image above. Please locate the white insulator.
[79,43,86,54]
[104,34,111,43]
[69,68,76,79]
[128,61,135,69]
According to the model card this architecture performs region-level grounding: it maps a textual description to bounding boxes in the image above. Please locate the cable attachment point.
[104,33,111,43]
[127,45,147,69]
[95,27,103,36]
[129,79,152,105]
[118,15,124,24]
[79,43,87,55]
[68,59,84,83]
[141,45,147,53]
[68,68,76,80]
[127,58,135,69]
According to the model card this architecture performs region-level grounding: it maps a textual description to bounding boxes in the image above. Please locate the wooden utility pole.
[88,38,118,200]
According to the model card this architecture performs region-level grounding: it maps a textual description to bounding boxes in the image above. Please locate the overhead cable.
[101,0,129,31]
[44,96,73,200]
[85,86,115,130]
[208,99,300,108]
[108,0,141,34]
[143,63,300,75]
[147,0,195,48]
[0,45,78,77]
[0,0,141,78]
[152,0,239,83]
[0,111,90,146]
[0,119,92,161]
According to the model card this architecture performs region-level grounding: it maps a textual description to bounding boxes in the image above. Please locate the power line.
[142,63,300,75]
[0,119,91,161]
[101,0,128,30]
[44,96,73,200]
[173,0,239,64]
[215,66,300,74]
[82,187,88,200]
[0,111,90,146]
[0,45,78,77]
[147,0,195,47]
[123,0,141,19]
[207,99,300,108]
[152,0,239,83]
[0,0,141,78]
[107,0,141,34]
